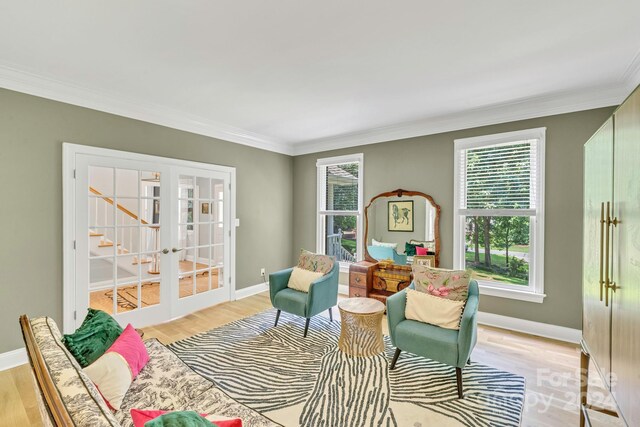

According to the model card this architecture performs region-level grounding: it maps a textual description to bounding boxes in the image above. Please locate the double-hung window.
[453,128,545,303]
[316,154,364,271]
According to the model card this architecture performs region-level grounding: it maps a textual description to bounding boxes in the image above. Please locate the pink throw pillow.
[83,324,149,410]
[130,409,243,427]
[108,324,149,377]
[415,246,429,256]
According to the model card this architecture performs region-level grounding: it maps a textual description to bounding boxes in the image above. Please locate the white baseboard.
[477,311,581,344]
[235,282,269,300]
[0,347,28,371]
[338,284,349,295]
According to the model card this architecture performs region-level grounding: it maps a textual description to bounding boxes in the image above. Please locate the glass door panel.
[78,155,169,329]
[173,170,230,316]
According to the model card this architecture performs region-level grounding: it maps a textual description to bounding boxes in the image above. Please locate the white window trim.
[453,128,546,303]
[316,153,364,273]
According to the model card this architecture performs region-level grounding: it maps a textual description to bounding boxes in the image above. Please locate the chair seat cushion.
[117,339,278,427]
[273,288,308,317]
[395,319,459,367]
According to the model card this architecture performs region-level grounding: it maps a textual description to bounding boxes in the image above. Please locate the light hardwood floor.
[0,292,621,427]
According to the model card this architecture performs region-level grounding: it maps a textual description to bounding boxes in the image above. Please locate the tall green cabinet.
[581,86,640,426]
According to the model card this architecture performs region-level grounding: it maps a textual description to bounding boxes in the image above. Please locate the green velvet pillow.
[144,411,218,427]
[62,308,123,367]
[405,242,424,257]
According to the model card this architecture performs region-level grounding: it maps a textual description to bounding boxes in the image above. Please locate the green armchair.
[386,280,479,398]
[269,263,339,337]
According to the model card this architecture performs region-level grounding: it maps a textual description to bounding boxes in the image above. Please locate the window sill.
[478,283,546,303]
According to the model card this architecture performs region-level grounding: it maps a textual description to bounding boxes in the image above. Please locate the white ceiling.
[1,1,639,155]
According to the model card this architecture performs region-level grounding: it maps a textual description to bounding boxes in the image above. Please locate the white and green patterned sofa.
[21,316,279,427]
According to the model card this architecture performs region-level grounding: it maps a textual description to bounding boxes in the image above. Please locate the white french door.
[171,167,231,318]
[66,145,235,331]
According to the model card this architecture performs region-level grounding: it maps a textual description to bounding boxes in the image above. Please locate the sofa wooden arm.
[19,314,74,426]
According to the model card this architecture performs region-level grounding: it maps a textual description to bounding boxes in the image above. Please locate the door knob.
[172,247,184,253]
[161,248,169,254]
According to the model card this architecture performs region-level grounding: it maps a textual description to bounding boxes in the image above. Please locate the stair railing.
[89,186,160,273]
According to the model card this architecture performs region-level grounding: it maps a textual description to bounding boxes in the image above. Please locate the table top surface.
[338,297,385,314]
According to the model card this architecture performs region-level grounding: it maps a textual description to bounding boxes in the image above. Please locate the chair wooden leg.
[456,367,464,398]
[390,348,401,370]
[328,307,333,322]
[303,318,310,337]
[274,309,281,327]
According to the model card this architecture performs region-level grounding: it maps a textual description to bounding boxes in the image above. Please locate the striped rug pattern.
[169,310,525,427]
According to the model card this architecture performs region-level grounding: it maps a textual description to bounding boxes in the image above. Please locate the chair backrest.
[468,280,479,300]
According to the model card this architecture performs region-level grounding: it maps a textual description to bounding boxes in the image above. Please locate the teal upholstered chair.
[386,280,479,398]
[269,262,339,337]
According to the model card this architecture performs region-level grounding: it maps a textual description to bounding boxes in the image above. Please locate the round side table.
[338,297,385,357]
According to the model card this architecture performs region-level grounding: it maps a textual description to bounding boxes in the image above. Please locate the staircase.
[89,186,160,289]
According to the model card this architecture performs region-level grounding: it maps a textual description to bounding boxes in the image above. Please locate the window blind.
[460,139,537,210]
[324,163,359,211]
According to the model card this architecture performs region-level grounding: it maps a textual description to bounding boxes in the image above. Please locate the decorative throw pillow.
[404,242,424,257]
[62,308,124,367]
[415,246,430,256]
[130,409,243,427]
[287,266,324,293]
[143,411,216,427]
[297,249,334,274]
[410,239,436,252]
[372,238,398,250]
[412,265,471,302]
[405,289,465,330]
[84,323,149,410]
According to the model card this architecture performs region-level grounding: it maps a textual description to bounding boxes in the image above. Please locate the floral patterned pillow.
[297,249,334,275]
[412,265,471,301]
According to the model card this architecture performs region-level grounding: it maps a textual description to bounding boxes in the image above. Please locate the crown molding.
[0,63,294,155]
[621,48,640,93]
[291,84,625,155]
[0,62,636,157]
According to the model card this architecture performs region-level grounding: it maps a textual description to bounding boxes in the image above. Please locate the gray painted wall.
[0,88,293,354]
[292,107,615,329]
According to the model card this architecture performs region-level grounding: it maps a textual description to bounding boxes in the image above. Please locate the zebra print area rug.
[169,310,525,427]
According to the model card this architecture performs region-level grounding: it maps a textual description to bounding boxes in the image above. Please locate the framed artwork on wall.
[413,255,435,267]
[388,200,414,232]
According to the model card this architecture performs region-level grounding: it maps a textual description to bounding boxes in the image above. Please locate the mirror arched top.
[364,189,441,267]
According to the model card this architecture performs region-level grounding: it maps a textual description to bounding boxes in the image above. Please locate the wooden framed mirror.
[364,189,441,267]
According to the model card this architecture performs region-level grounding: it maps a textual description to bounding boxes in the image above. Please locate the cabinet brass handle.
[355,276,361,283]
[604,202,621,307]
[605,202,611,307]
[599,202,605,301]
